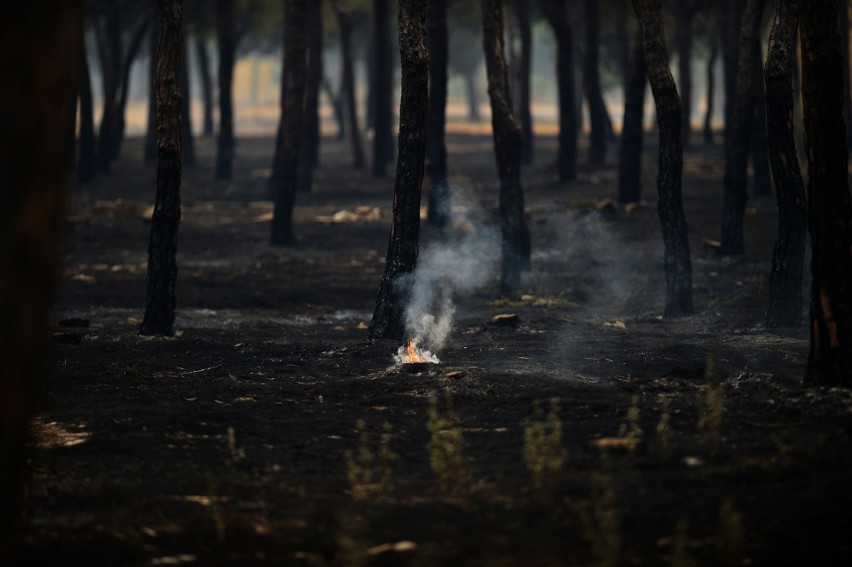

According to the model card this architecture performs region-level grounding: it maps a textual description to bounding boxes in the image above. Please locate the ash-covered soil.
[20,133,852,566]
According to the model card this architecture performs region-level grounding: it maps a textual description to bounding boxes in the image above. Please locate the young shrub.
[523,397,567,490]
[426,391,469,494]
[345,419,395,501]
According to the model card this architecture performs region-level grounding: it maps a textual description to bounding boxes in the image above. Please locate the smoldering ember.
[5,0,852,565]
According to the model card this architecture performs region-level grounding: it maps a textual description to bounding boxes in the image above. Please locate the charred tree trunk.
[114,19,152,160]
[544,0,577,182]
[482,0,532,292]
[765,0,806,328]
[298,0,323,194]
[426,0,450,228]
[141,0,183,337]
[145,26,158,163]
[465,71,482,121]
[77,33,97,183]
[841,0,852,149]
[0,4,82,560]
[512,0,534,165]
[95,0,122,174]
[723,0,745,146]
[675,0,693,147]
[195,38,215,138]
[368,0,429,340]
[181,33,196,167]
[750,37,771,196]
[270,0,307,246]
[215,0,236,181]
[583,0,607,164]
[335,1,365,169]
[324,76,347,140]
[632,0,693,317]
[704,35,719,144]
[720,0,767,256]
[800,0,852,384]
[618,27,647,204]
[371,0,393,177]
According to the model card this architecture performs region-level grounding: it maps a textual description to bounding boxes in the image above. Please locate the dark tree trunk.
[632,0,693,318]
[765,0,806,328]
[675,0,693,147]
[270,0,307,246]
[195,38,215,138]
[181,33,196,167]
[720,0,768,256]
[512,0,534,165]
[215,0,237,181]
[583,0,607,164]
[141,0,183,337]
[114,19,151,160]
[371,0,393,177]
[145,25,158,163]
[544,0,577,182]
[368,0,429,340]
[618,27,647,204]
[841,0,852,149]
[299,0,323,192]
[465,71,482,121]
[426,0,450,228]
[750,36,771,196]
[323,76,347,139]
[335,1,365,169]
[704,35,719,144]
[481,0,532,292]
[95,0,122,174]
[0,5,82,560]
[77,32,97,183]
[800,0,852,384]
[723,0,745,146]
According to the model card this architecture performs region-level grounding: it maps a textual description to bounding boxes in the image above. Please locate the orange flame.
[406,339,426,363]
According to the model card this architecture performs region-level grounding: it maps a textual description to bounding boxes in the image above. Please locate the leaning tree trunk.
[270,0,307,246]
[583,0,607,164]
[334,1,366,169]
[95,0,122,174]
[0,4,82,560]
[482,0,532,292]
[464,71,482,121]
[215,0,237,181]
[114,19,152,161]
[633,0,693,317]
[513,0,534,165]
[704,35,719,144]
[195,38,215,137]
[145,25,158,163]
[618,27,647,204]
[720,0,768,256]
[426,0,450,228]
[675,0,693,148]
[765,0,806,328]
[723,0,745,146]
[750,36,771,197]
[181,32,196,167]
[141,0,183,337]
[800,0,852,385]
[368,0,429,340]
[544,0,577,182]
[298,0,323,193]
[371,0,394,177]
[77,31,97,183]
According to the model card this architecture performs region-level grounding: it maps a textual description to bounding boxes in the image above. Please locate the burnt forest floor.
[19,131,852,566]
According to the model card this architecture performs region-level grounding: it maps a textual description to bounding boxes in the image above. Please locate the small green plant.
[697,356,725,454]
[427,391,469,494]
[523,397,567,490]
[226,426,245,462]
[345,419,395,501]
[656,394,671,459]
[717,499,745,567]
[618,394,643,456]
[573,468,621,567]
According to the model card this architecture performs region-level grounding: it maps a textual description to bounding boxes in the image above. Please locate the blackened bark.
[95,0,122,174]
[750,36,771,196]
[800,0,852,384]
[215,0,236,181]
[145,25,158,163]
[426,0,450,228]
[841,0,852,149]
[141,0,183,337]
[618,27,647,204]
[324,76,347,139]
[632,0,693,317]
[114,19,151,160]
[270,0,307,246]
[723,0,745,146]
[583,0,607,164]
[368,0,429,340]
[543,0,577,182]
[512,0,534,165]
[299,0,323,192]
[481,0,532,292]
[720,0,767,255]
[181,33,196,167]
[765,0,806,328]
[335,1,365,169]
[675,0,693,147]
[704,36,719,144]
[77,32,97,183]
[371,0,393,177]
[195,38,215,137]
[0,5,82,559]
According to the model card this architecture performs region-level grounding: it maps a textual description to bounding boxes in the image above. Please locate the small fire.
[395,338,440,365]
[407,339,426,363]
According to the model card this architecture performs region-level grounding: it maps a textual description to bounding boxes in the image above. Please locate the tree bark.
[181,32,196,167]
[270,0,307,246]
[800,0,852,384]
[426,0,450,228]
[141,0,183,336]
[765,0,806,328]
[371,0,394,177]
[675,0,693,147]
[723,0,745,146]
[481,0,532,292]
[368,0,429,340]
[195,38,215,138]
[94,0,122,174]
[841,0,852,149]
[750,35,771,196]
[543,0,577,182]
[298,0,323,194]
[512,0,534,165]
[618,27,647,204]
[77,31,97,183]
[720,0,767,256]
[335,1,365,169]
[583,0,607,164]
[632,0,693,317]
[0,4,82,560]
[215,0,237,181]
[704,35,719,144]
